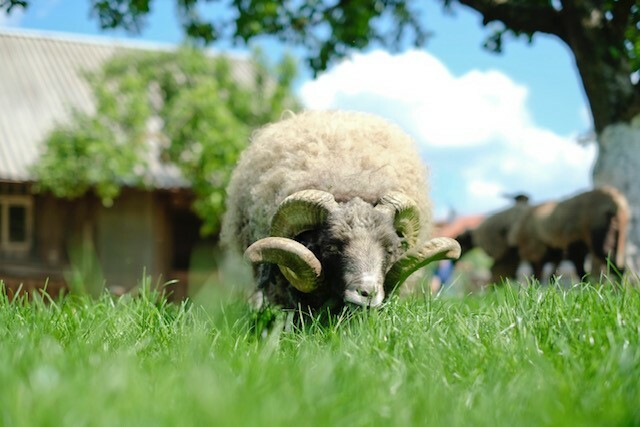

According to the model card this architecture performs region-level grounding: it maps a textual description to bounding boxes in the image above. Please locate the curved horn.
[270,190,338,238]
[376,192,421,248]
[245,237,322,293]
[384,237,461,292]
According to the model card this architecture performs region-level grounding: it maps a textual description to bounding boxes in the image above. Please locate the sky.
[0,0,598,220]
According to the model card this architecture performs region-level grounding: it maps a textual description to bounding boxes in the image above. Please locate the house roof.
[0,28,254,188]
[432,214,485,239]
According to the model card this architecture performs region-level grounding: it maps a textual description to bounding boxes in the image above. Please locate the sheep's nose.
[357,288,374,298]
[344,275,384,307]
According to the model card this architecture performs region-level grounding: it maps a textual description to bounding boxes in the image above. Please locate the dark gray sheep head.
[245,190,460,307]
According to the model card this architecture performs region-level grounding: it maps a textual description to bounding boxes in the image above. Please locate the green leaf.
[33,46,299,236]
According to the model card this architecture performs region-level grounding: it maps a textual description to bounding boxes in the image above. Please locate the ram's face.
[324,199,404,306]
[244,190,461,308]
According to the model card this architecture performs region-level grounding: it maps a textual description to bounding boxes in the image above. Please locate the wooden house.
[0,29,252,298]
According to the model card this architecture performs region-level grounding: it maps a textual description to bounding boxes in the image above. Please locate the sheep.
[508,186,629,279]
[220,110,461,309]
[455,195,533,284]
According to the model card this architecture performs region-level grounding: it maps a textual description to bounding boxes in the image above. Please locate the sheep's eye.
[327,244,341,253]
[385,241,403,255]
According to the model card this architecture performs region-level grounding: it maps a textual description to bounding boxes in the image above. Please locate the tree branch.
[610,0,636,41]
[455,0,567,40]
[611,0,635,24]
[0,0,26,13]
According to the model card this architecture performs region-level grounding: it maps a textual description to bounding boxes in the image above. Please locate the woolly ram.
[221,110,460,309]
[508,186,629,279]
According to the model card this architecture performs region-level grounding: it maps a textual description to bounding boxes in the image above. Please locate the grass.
[1,280,640,426]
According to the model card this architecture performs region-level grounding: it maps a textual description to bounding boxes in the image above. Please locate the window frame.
[0,195,34,255]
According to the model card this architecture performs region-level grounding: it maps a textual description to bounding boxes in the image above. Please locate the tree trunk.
[592,115,640,272]
[561,2,640,134]
[559,2,640,273]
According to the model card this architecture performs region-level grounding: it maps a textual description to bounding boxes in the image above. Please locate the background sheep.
[221,110,460,309]
[456,196,532,284]
[509,186,629,279]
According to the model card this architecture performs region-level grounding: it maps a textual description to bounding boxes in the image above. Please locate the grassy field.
[1,280,640,426]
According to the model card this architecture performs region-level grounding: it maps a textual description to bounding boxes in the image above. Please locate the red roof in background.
[432,214,485,238]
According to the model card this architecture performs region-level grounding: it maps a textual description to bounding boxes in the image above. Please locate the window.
[0,195,33,256]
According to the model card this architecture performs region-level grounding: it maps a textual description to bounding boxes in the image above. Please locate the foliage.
[229,0,429,72]
[2,281,640,425]
[2,0,428,74]
[450,0,640,73]
[0,0,25,13]
[3,1,639,76]
[33,46,299,235]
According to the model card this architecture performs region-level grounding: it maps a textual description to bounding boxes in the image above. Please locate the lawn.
[1,280,640,426]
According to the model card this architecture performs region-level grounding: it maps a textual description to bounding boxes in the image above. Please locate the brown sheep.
[509,186,629,279]
[456,196,532,284]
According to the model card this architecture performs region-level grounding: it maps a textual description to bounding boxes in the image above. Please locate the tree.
[2,0,429,73]
[33,47,299,235]
[5,0,640,267]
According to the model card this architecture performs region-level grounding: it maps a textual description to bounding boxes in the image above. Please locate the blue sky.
[1,0,597,219]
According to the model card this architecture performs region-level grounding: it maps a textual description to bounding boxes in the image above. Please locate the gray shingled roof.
[0,28,254,188]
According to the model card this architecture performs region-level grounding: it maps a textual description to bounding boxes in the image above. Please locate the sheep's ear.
[384,237,461,292]
[375,192,421,249]
[245,237,322,293]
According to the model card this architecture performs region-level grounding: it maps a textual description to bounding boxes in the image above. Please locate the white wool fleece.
[221,110,433,253]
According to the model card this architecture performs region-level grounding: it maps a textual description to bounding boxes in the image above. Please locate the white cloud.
[299,49,597,218]
[300,50,530,148]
